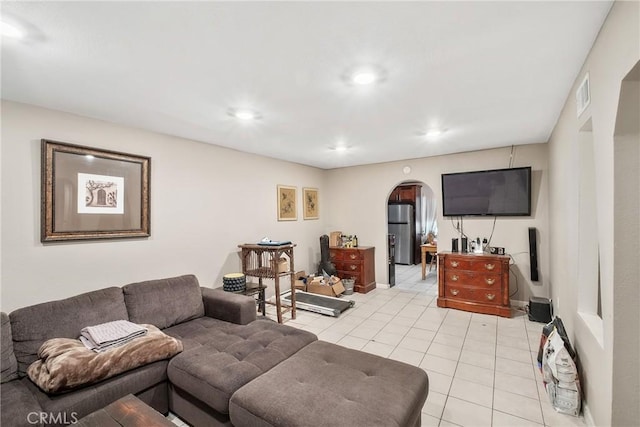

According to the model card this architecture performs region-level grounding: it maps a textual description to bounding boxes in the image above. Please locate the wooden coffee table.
[75,394,174,426]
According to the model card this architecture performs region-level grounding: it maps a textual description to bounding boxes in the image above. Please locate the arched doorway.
[386,180,438,286]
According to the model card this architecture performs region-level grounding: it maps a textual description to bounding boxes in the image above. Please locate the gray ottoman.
[229,341,429,427]
[167,318,317,415]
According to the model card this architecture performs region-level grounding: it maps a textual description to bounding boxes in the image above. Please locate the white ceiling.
[1,1,612,169]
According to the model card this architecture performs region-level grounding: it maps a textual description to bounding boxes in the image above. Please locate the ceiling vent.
[576,73,591,117]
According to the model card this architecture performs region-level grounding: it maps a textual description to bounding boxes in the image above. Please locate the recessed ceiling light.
[425,129,444,139]
[334,146,348,152]
[1,21,24,39]
[235,110,255,120]
[352,71,377,85]
[344,65,387,86]
[228,108,262,121]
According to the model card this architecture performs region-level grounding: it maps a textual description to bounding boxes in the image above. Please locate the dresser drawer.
[336,262,363,273]
[443,257,473,270]
[443,285,502,305]
[466,259,502,273]
[342,250,364,261]
[445,257,503,273]
[330,249,364,261]
[444,271,502,289]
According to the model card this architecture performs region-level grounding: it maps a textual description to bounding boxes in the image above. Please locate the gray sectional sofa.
[1,275,429,426]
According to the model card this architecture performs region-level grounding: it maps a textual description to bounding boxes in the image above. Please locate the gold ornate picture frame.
[303,187,319,220]
[277,185,297,221]
[41,139,151,242]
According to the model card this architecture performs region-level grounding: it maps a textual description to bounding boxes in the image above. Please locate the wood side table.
[76,394,173,426]
[238,243,297,323]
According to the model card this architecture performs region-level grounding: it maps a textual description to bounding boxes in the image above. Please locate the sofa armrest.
[1,379,44,427]
[201,288,257,325]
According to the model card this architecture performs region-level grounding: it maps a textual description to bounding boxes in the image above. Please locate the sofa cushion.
[1,379,43,427]
[166,318,317,414]
[24,359,169,422]
[27,325,182,394]
[123,275,204,330]
[1,312,18,383]
[201,287,256,325]
[229,340,429,427]
[9,287,129,377]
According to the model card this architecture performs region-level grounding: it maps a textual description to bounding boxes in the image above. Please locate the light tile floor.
[171,264,586,427]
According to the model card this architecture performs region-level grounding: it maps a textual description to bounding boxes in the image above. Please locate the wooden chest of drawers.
[437,252,511,317]
[329,246,376,293]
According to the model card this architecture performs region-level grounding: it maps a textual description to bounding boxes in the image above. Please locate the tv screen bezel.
[441,166,532,217]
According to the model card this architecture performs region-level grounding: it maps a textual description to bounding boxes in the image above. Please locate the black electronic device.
[441,166,532,216]
[461,237,468,253]
[528,297,552,323]
[490,246,505,255]
[451,238,459,252]
[529,227,539,281]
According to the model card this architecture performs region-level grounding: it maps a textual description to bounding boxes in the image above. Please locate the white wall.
[612,74,639,427]
[547,1,639,425]
[324,143,549,304]
[1,101,326,312]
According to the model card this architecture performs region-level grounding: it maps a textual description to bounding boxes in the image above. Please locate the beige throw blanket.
[80,320,148,352]
[27,324,182,394]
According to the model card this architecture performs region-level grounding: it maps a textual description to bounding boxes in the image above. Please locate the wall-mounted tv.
[442,166,532,217]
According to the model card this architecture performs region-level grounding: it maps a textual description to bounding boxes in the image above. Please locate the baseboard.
[582,402,596,426]
[376,283,390,289]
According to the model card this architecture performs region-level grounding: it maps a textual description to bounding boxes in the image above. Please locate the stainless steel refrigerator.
[388,204,414,265]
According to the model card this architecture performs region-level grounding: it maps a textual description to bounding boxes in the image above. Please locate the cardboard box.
[271,257,288,273]
[294,271,307,291]
[306,276,345,297]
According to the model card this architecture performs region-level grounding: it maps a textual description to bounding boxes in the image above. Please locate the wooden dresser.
[329,246,376,293]
[437,252,511,317]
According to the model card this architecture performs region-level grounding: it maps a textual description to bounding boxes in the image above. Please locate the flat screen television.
[442,166,532,217]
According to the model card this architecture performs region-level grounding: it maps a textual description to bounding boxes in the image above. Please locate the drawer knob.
[349,254,357,259]
[450,289,459,296]
[485,278,495,285]
[485,263,495,271]
[350,265,357,270]
[451,274,459,282]
[450,261,459,267]
[486,293,495,301]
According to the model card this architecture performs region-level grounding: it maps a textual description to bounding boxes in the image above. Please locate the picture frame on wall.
[303,187,319,220]
[41,139,151,242]
[277,185,297,221]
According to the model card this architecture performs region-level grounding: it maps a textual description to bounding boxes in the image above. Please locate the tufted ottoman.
[166,317,317,423]
[229,340,429,427]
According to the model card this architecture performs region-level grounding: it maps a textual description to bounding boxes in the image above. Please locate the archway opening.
[386,180,438,287]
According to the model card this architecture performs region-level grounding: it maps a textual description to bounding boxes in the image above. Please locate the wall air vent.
[576,72,591,117]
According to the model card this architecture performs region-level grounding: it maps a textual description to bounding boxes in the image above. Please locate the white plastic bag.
[542,328,581,416]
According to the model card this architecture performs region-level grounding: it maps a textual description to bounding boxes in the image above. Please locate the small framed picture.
[277,185,297,221]
[303,187,319,220]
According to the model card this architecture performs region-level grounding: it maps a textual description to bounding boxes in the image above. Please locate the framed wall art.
[41,139,151,242]
[277,185,297,221]
[303,187,319,220]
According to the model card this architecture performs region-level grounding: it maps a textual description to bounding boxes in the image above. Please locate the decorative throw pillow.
[27,324,182,394]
